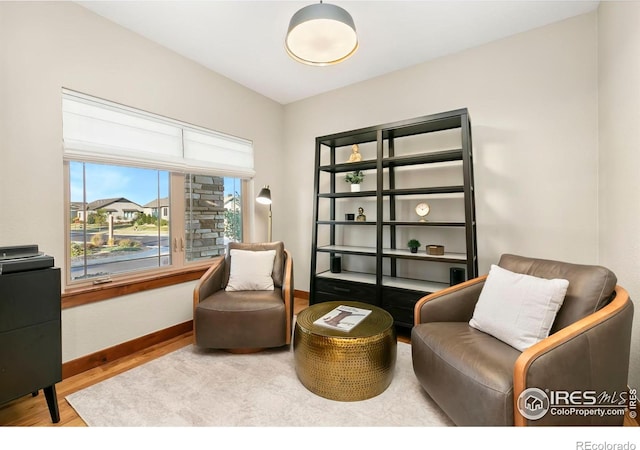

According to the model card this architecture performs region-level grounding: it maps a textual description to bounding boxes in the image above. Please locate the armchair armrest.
[513,285,634,426]
[193,256,225,309]
[282,250,294,344]
[413,275,487,326]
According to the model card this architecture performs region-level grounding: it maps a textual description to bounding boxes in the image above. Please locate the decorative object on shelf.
[345,213,355,221]
[348,144,362,163]
[407,239,421,253]
[330,256,342,273]
[356,207,366,222]
[450,267,466,286]
[285,1,358,66]
[345,170,364,192]
[256,185,273,242]
[426,245,445,255]
[415,202,430,222]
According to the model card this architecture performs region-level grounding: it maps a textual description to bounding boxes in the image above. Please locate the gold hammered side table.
[293,300,397,401]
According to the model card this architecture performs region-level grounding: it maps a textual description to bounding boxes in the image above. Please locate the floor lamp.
[256,185,272,242]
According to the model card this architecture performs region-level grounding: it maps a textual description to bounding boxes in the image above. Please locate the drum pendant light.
[285,1,358,66]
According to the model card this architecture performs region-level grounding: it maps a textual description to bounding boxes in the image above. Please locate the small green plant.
[345,170,365,184]
[70,242,85,257]
[407,239,421,249]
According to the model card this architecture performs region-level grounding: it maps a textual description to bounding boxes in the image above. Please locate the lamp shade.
[285,2,358,66]
[256,186,272,205]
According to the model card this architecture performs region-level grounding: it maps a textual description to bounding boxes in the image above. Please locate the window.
[68,163,244,281]
[63,90,253,287]
[69,162,170,281]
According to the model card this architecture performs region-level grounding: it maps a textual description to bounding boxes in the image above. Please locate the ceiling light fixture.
[285,1,358,66]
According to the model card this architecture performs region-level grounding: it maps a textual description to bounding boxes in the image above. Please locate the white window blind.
[62,89,255,178]
[183,130,254,175]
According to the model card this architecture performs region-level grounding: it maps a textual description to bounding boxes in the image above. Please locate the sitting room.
[0,1,638,446]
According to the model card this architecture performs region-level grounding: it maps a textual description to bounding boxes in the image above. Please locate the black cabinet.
[0,267,62,423]
[381,287,426,328]
[315,277,378,306]
[309,109,478,326]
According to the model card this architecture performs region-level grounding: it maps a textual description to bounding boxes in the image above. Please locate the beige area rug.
[65,341,454,427]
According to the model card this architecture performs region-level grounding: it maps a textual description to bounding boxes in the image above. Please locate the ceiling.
[76,1,600,105]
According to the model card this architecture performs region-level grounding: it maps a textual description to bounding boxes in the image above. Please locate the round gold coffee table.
[293,300,397,402]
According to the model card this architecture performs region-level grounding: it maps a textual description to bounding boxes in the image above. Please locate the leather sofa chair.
[193,241,294,352]
[412,254,634,426]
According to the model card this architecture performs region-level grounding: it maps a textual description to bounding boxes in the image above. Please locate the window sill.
[61,263,215,309]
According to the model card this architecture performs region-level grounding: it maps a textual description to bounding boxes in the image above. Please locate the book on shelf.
[313,304,372,332]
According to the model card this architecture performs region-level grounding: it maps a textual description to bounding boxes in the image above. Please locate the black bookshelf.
[309,109,478,327]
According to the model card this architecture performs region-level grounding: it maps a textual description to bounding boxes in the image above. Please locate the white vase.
[350,184,361,192]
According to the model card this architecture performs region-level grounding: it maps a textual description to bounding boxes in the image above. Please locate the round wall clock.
[415,202,430,222]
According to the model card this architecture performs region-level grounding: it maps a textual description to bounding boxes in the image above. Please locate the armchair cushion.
[412,322,521,425]
[469,264,569,351]
[225,241,285,288]
[195,288,286,349]
[225,249,276,291]
[498,254,617,333]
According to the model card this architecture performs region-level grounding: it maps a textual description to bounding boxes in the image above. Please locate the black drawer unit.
[0,266,61,423]
[381,286,429,327]
[314,277,378,307]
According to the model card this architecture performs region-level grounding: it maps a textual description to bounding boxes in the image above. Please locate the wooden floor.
[0,296,635,427]
[0,296,311,426]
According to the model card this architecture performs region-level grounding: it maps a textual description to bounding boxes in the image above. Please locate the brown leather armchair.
[412,254,634,426]
[193,241,294,352]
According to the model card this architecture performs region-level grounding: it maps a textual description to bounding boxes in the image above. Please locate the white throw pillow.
[469,264,569,351]
[225,249,276,291]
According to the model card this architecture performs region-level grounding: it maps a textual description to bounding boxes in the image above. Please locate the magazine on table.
[313,304,372,332]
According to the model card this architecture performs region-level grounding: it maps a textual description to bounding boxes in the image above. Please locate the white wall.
[0,2,284,362]
[283,12,599,290]
[598,1,640,390]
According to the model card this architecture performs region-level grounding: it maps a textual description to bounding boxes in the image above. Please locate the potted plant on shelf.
[407,239,421,253]
[345,170,365,192]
